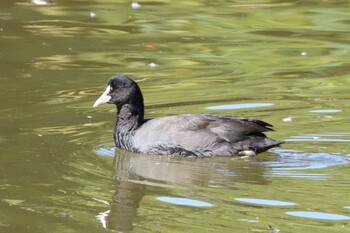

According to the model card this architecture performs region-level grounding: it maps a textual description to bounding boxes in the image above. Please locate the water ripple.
[235,198,297,206]
[262,149,349,180]
[287,132,350,142]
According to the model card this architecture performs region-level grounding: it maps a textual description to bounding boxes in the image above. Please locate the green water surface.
[1,0,350,232]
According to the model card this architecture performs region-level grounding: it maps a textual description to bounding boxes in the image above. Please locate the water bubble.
[282,116,293,122]
[148,62,158,68]
[31,0,52,6]
[131,2,141,9]
[90,12,96,18]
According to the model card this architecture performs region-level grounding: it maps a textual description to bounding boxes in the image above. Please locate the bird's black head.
[93,74,144,108]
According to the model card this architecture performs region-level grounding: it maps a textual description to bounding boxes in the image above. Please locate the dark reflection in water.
[107,151,145,232]
[110,147,271,186]
[108,181,145,231]
[104,148,270,231]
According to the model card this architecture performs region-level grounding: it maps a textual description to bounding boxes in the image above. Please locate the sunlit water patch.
[235,198,297,206]
[205,103,274,110]
[156,197,214,207]
[262,149,349,180]
[286,211,350,220]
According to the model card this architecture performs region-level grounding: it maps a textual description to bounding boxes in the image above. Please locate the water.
[1,0,350,232]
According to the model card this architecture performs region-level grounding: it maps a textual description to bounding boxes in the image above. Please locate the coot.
[93,75,283,157]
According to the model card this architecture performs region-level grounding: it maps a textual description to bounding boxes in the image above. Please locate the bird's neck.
[114,104,144,151]
[116,103,144,132]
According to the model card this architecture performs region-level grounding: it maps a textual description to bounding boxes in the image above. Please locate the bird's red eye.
[115,85,123,90]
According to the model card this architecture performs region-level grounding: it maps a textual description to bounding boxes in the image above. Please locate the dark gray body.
[115,113,282,157]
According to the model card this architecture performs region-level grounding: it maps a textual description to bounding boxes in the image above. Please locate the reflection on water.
[98,149,271,231]
[106,180,145,231]
[97,144,349,181]
[286,211,350,221]
[97,145,270,186]
[96,144,115,157]
[156,197,213,207]
[309,109,342,113]
[205,103,274,110]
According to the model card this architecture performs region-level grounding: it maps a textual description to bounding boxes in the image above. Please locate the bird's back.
[129,114,282,157]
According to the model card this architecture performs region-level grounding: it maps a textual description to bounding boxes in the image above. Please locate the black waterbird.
[93,74,283,157]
